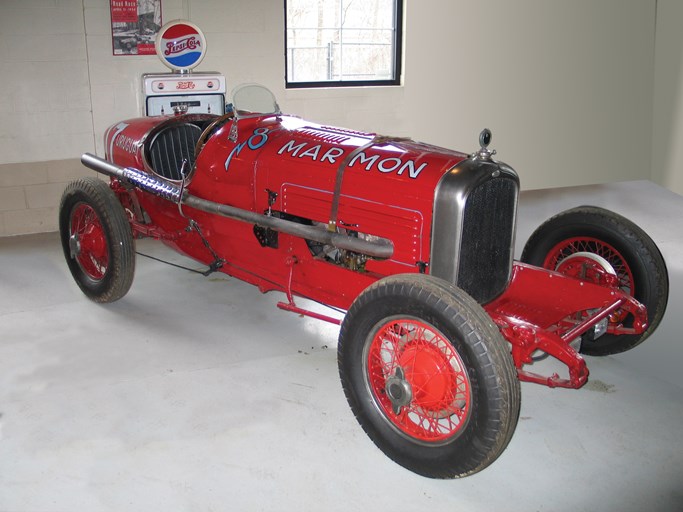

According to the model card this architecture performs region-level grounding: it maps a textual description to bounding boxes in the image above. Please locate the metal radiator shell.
[430,156,519,304]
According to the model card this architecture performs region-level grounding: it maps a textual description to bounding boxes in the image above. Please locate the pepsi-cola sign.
[155,20,207,71]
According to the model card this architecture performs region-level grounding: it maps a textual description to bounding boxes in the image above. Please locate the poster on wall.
[111,0,162,55]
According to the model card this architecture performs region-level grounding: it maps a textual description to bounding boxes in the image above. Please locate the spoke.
[70,204,108,280]
[550,237,634,296]
[367,318,471,442]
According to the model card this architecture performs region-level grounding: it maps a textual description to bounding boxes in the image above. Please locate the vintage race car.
[59,84,669,478]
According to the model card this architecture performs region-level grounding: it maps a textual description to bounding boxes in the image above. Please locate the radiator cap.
[474,128,496,160]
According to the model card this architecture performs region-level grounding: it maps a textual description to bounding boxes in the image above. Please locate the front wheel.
[521,206,668,355]
[59,177,135,303]
[338,274,520,478]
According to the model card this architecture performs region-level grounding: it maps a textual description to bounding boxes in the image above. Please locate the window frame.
[284,0,404,89]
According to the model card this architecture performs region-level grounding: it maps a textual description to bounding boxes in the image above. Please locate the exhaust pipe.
[81,153,394,260]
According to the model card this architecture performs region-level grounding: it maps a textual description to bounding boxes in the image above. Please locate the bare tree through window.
[285,0,403,87]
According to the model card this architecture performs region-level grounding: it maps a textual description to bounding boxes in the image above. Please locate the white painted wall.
[403,0,656,191]
[652,0,683,196]
[0,0,94,163]
[0,0,669,235]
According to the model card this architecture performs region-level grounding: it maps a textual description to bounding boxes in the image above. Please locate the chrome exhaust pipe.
[81,153,394,260]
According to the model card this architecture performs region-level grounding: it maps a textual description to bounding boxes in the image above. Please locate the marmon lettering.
[277,140,427,179]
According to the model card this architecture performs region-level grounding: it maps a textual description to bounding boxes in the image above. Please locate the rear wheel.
[338,274,520,478]
[521,206,668,355]
[59,177,135,302]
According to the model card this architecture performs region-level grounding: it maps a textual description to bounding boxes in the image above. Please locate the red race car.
[59,84,668,478]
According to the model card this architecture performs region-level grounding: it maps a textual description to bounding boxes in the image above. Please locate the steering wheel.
[194,112,235,157]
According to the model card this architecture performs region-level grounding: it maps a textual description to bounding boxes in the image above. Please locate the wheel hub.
[555,251,618,286]
[399,342,461,415]
[365,319,472,444]
[69,203,108,280]
[385,367,413,414]
[69,233,81,259]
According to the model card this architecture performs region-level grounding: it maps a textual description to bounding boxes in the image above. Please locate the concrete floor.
[1,180,682,511]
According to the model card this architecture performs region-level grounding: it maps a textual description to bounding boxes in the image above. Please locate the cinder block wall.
[0,160,94,236]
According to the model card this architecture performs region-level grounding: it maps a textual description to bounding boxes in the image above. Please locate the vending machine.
[142,20,226,116]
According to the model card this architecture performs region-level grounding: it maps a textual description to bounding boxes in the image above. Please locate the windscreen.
[232,84,281,117]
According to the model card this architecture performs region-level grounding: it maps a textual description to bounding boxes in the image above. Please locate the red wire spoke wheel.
[70,203,109,280]
[59,177,135,303]
[543,237,633,294]
[546,238,634,326]
[365,319,471,444]
[521,206,668,355]
[339,274,520,478]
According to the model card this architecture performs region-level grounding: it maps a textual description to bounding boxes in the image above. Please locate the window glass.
[285,0,403,88]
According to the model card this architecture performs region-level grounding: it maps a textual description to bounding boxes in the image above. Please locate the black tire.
[59,177,135,303]
[338,274,521,478]
[521,206,668,356]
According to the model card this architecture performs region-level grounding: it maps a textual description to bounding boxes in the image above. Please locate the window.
[285,0,403,88]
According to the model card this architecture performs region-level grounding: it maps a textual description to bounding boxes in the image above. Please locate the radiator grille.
[148,123,202,181]
[457,178,517,303]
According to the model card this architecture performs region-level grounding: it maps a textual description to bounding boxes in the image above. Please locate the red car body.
[61,85,665,478]
[101,108,645,389]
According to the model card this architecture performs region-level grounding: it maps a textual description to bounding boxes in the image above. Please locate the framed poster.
[111,0,162,55]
